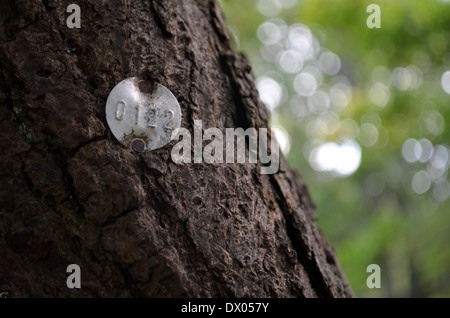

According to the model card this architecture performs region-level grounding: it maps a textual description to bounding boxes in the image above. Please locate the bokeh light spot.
[369,83,390,107]
[412,170,431,194]
[256,76,283,111]
[309,140,361,176]
[318,51,341,75]
[441,71,450,94]
[293,72,317,96]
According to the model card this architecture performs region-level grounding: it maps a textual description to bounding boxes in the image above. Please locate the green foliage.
[221,0,450,297]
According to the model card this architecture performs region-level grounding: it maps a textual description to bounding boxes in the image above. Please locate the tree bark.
[0,0,353,297]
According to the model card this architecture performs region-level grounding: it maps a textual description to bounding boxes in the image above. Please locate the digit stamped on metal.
[105,77,181,152]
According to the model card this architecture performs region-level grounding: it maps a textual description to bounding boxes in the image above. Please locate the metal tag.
[105,77,181,152]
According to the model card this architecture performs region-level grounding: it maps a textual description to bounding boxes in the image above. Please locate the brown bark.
[0,0,353,297]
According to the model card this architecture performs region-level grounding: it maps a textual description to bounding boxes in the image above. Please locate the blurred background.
[219,0,450,297]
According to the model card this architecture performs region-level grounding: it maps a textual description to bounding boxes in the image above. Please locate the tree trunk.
[0,0,353,297]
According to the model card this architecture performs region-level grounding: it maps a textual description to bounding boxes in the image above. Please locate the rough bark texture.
[0,0,353,297]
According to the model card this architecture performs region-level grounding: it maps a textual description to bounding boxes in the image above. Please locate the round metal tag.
[105,77,181,152]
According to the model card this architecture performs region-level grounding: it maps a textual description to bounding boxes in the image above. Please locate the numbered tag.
[105,77,182,152]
